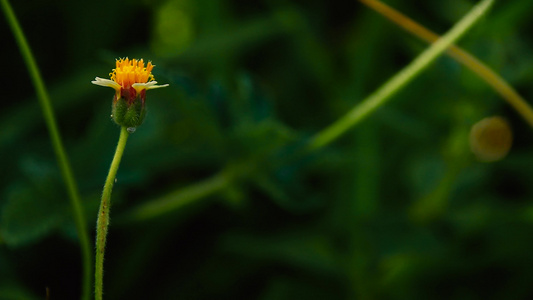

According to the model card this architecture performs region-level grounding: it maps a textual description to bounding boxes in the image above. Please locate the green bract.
[112,96,147,128]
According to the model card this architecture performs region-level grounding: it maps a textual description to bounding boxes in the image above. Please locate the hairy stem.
[95,126,129,300]
[308,0,494,150]
[0,1,92,299]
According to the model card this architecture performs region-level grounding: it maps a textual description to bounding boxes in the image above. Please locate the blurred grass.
[1,1,91,298]
[2,0,533,299]
[359,0,533,129]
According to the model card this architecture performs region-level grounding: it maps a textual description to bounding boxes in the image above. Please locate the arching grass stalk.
[0,1,92,299]
[308,0,494,150]
[359,0,533,129]
[95,127,129,300]
[118,168,234,223]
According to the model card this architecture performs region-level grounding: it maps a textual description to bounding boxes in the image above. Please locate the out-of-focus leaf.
[259,275,343,300]
[230,119,295,160]
[220,231,339,274]
[0,285,40,300]
[0,159,68,247]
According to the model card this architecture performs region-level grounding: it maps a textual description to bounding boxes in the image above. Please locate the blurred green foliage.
[2,0,533,299]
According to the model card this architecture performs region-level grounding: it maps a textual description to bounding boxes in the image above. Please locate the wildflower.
[92,58,168,128]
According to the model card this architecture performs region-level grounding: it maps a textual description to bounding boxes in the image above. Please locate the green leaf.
[1,159,69,247]
[1,183,67,247]
[0,285,40,300]
[220,230,338,274]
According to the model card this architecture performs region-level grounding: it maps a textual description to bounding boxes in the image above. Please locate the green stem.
[0,1,92,299]
[95,126,129,300]
[360,0,533,129]
[307,0,494,150]
[119,168,233,223]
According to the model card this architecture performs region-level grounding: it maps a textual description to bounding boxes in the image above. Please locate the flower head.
[92,58,168,103]
[91,58,168,128]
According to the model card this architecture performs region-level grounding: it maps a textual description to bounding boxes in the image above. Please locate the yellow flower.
[91,58,168,128]
[92,58,168,102]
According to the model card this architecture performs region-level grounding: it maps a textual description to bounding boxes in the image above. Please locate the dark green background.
[2,0,533,299]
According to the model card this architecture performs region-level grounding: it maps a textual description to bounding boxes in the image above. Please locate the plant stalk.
[95,126,129,300]
[0,1,92,299]
[308,0,494,150]
[360,0,533,129]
